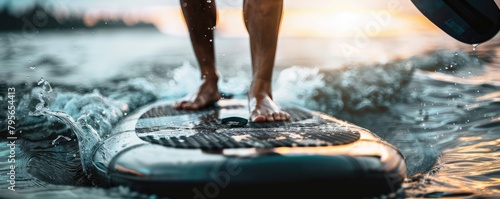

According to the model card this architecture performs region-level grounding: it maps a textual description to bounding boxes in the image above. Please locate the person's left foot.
[248,79,290,122]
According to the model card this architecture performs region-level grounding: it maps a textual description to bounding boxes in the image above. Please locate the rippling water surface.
[0,28,499,198]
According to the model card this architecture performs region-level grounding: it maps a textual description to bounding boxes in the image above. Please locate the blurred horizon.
[0,0,458,38]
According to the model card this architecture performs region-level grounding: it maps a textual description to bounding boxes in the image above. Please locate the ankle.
[201,73,219,84]
[249,79,273,99]
[201,71,219,81]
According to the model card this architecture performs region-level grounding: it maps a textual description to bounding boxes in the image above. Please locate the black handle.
[221,117,248,127]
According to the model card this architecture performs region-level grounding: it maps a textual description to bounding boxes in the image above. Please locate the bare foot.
[174,78,221,110]
[249,79,291,122]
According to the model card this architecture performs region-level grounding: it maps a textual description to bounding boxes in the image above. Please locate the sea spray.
[274,66,341,111]
[23,77,157,179]
[29,78,101,175]
[275,50,483,115]
[275,61,414,114]
[160,61,249,98]
[165,61,202,98]
[408,50,483,73]
[52,135,72,145]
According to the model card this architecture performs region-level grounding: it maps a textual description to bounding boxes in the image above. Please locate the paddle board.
[91,99,406,198]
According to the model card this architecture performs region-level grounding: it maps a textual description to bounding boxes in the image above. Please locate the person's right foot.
[174,77,221,110]
[248,79,291,122]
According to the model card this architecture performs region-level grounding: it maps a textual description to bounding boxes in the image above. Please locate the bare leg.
[244,0,290,122]
[174,0,220,110]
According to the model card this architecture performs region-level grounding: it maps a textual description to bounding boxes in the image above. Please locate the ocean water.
[0,28,499,198]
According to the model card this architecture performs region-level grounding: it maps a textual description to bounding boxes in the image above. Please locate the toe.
[273,112,281,121]
[280,112,290,121]
[266,113,275,122]
[182,102,199,110]
[252,115,267,122]
[251,110,267,122]
[174,101,187,109]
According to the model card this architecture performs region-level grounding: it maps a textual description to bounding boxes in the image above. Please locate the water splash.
[37,77,53,92]
[52,135,72,145]
[164,61,202,98]
[20,77,156,179]
[275,60,414,114]
[29,78,52,116]
[29,78,101,175]
[408,50,483,74]
[275,66,330,109]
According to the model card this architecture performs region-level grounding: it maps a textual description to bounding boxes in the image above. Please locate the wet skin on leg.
[174,0,221,110]
[244,0,290,122]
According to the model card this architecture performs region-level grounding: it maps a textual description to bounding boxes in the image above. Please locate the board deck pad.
[135,102,360,150]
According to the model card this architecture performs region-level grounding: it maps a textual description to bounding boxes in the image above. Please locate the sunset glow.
[80,6,440,38]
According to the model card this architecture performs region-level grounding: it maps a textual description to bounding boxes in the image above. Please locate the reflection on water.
[0,27,499,198]
[436,138,500,195]
[351,68,500,197]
